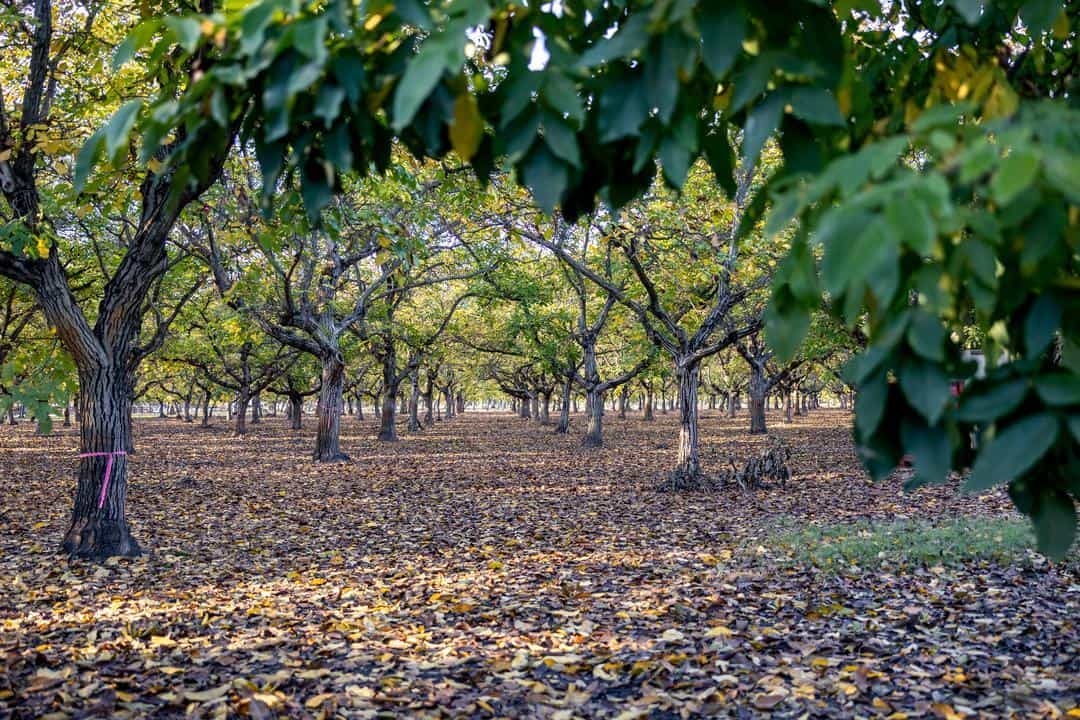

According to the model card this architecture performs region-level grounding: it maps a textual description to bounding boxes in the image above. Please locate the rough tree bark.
[315,352,348,460]
[748,363,768,435]
[671,362,701,485]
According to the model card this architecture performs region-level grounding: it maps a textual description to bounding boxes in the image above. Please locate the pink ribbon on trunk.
[79,451,127,510]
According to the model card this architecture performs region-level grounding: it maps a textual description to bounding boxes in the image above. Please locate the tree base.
[62,515,142,562]
[658,467,711,492]
[581,435,602,448]
[314,450,351,462]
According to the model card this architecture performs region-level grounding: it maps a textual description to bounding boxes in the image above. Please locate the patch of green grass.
[769,516,1049,571]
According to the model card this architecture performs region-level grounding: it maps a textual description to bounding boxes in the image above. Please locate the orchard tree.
[101,0,1078,555]
[0,0,240,559]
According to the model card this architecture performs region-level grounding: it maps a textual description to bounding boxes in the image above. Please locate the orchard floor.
[0,410,1077,720]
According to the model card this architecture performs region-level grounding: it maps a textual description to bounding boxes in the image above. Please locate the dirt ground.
[1,409,1076,719]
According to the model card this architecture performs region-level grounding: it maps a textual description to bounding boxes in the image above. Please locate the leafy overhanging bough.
[768,101,1080,559]
[80,0,1078,557]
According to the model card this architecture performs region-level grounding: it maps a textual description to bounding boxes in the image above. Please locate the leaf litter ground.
[1,410,1076,719]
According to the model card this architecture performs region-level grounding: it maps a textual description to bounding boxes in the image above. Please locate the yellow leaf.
[150,635,177,648]
[304,690,332,708]
[1053,9,1070,38]
[931,703,963,720]
[449,93,483,162]
[184,683,232,702]
[35,236,50,258]
[660,629,685,642]
[704,625,733,638]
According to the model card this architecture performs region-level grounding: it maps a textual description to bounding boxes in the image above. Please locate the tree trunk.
[540,391,551,424]
[583,388,603,447]
[456,392,464,414]
[235,387,250,436]
[555,376,571,433]
[63,403,72,427]
[62,365,141,561]
[785,389,794,423]
[423,380,435,426]
[379,348,399,442]
[670,362,702,485]
[444,388,455,419]
[315,354,349,460]
[289,391,303,430]
[201,390,211,427]
[644,390,655,421]
[407,370,421,432]
[251,392,261,424]
[748,364,767,435]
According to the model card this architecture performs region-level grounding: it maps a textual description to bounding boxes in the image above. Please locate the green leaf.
[300,160,333,223]
[165,16,202,53]
[1021,0,1061,35]
[990,148,1040,206]
[702,130,736,196]
[542,72,585,126]
[1033,491,1077,560]
[948,0,982,24]
[764,302,810,363]
[391,47,447,132]
[965,414,1059,492]
[541,114,580,168]
[1025,293,1062,356]
[699,2,744,78]
[105,100,143,167]
[786,86,846,126]
[522,143,567,214]
[742,93,783,166]
[899,360,952,425]
[956,379,1029,422]
[113,19,161,70]
[901,420,952,487]
[1043,153,1080,204]
[659,135,692,188]
[577,12,650,68]
[646,30,696,125]
[854,372,888,438]
[1034,373,1080,406]
[906,310,947,363]
[818,210,885,297]
[394,0,434,31]
[1069,416,1080,443]
[598,76,650,143]
[314,84,346,126]
[73,127,105,193]
[886,194,936,256]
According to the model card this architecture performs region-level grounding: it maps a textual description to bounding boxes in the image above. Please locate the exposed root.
[657,439,791,492]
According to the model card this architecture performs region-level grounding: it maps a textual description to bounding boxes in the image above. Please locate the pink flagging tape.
[78,451,127,510]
